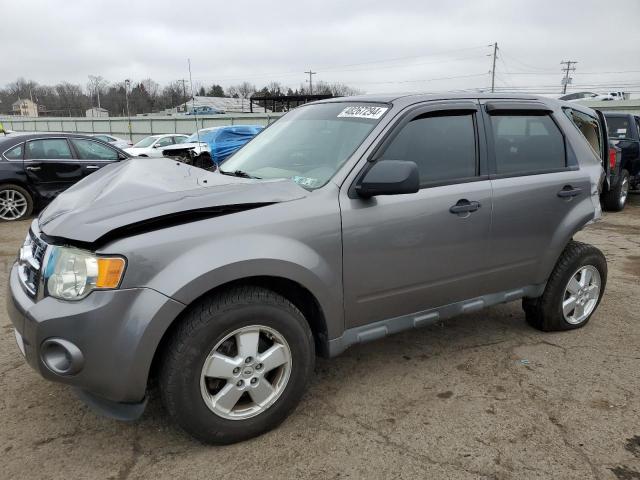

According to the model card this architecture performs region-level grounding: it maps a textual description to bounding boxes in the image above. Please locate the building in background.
[11,99,39,117]
[86,107,109,117]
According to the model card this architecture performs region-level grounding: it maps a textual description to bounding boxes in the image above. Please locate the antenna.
[188,59,200,147]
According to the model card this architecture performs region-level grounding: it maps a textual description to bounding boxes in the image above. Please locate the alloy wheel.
[562,265,601,325]
[619,176,629,208]
[200,325,292,420]
[0,189,28,220]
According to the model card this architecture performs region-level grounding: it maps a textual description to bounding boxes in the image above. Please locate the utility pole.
[124,79,132,142]
[490,42,498,93]
[304,69,317,95]
[560,60,577,94]
[179,79,188,102]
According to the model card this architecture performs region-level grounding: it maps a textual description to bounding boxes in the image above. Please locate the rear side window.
[71,139,119,160]
[25,139,73,160]
[4,144,23,160]
[565,109,602,158]
[380,113,477,184]
[489,115,565,175]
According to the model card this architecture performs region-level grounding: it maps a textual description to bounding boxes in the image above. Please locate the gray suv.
[7,94,608,444]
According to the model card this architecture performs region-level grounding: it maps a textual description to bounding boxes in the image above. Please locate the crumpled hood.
[39,158,307,245]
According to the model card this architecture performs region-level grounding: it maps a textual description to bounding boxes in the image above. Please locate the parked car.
[124,134,189,158]
[8,94,607,444]
[0,133,129,220]
[91,134,133,149]
[603,112,640,208]
[592,91,627,102]
[185,106,225,115]
[162,125,263,168]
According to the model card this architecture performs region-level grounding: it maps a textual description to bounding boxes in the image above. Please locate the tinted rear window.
[606,116,634,139]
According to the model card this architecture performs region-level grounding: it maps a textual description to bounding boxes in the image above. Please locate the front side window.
[155,137,173,147]
[133,136,158,148]
[565,109,601,158]
[490,115,565,175]
[221,102,388,189]
[71,139,119,160]
[25,139,73,160]
[379,113,477,184]
[4,143,23,160]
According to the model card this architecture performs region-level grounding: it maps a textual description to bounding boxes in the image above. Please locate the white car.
[125,134,189,157]
[92,134,133,150]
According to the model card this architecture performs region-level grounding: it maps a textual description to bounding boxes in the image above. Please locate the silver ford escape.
[8,94,608,444]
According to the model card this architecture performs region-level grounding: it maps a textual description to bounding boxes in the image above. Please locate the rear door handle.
[557,185,582,198]
[85,165,100,170]
[26,166,41,171]
[449,199,481,214]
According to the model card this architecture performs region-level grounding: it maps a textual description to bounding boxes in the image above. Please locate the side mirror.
[152,144,159,148]
[356,160,420,198]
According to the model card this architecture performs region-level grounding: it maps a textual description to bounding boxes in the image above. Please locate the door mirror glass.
[356,160,419,198]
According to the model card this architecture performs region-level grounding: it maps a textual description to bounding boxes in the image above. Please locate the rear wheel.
[523,241,607,331]
[160,286,315,444]
[0,184,33,221]
[602,169,629,211]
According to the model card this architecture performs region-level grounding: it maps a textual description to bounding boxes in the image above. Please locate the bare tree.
[87,75,108,108]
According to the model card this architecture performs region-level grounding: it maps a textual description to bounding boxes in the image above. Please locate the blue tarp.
[189,125,263,165]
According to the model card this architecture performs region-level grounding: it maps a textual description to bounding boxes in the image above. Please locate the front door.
[68,137,122,178]
[341,102,494,328]
[24,138,82,201]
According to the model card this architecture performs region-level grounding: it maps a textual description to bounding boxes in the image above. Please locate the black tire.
[0,184,33,221]
[523,240,607,332]
[159,286,315,444]
[601,169,629,212]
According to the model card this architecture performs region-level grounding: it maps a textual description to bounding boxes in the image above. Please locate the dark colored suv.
[602,112,640,210]
[0,133,129,220]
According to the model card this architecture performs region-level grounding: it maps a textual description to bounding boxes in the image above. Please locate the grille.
[18,229,48,297]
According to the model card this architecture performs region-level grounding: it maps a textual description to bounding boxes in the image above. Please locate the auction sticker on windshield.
[337,105,388,119]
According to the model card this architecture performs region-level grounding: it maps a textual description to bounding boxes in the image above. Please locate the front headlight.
[44,246,126,300]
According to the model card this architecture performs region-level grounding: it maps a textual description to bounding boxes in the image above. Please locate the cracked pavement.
[1,195,639,479]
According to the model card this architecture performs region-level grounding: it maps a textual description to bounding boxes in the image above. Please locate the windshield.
[607,117,632,139]
[186,128,219,143]
[220,102,388,189]
[133,136,159,148]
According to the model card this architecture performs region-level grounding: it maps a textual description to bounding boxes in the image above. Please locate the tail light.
[609,148,616,170]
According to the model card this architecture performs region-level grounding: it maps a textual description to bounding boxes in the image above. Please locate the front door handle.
[557,185,582,198]
[449,199,481,214]
[26,166,41,171]
[85,165,100,170]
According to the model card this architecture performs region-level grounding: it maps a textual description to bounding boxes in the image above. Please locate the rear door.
[341,101,494,328]
[69,138,122,177]
[481,101,591,291]
[24,138,82,200]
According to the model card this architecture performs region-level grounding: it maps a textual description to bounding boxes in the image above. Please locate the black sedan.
[0,133,130,221]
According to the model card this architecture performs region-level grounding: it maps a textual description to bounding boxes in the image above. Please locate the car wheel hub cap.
[199,325,292,420]
[562,265,601,325]
[0,190,27,220]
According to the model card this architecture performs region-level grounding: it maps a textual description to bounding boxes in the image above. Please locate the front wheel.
[159,286,315,444]
[523,241,607,331]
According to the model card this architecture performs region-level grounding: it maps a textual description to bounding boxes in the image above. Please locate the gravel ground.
[1,195,639,480]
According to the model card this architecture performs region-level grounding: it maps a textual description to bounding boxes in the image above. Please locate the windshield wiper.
[219,169,261,179]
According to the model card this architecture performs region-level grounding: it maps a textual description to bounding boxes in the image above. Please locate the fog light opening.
[41,338,84,376]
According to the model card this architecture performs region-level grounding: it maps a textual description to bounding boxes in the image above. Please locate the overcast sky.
[2,0,640,95]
